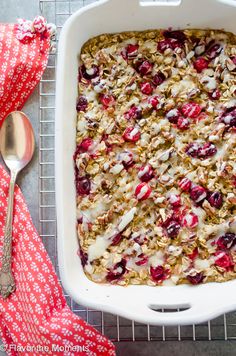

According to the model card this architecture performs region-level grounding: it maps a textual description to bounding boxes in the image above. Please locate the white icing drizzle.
[194,258,210,270]
[150,119,169,135]
[191,206,206,229]
[149,251,164,267]
[171,78,197,97]
[118,151,132,163]
[82,201,109,223]
[168,245,182,257]
[118,207,137,231]
[77,119,87,133]
[110,163,124,175]
[200,75,217,91]
[169,194,179,205]
[88,237,110,261]
[140,133,151,147]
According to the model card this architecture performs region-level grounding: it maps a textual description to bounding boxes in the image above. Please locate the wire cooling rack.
[38,0,236,343]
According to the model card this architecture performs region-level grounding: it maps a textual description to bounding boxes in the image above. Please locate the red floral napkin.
[0,17,115,356]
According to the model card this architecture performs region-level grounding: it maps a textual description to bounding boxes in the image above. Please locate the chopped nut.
[202,200,216,217]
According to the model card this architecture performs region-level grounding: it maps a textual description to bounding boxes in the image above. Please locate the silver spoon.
[0,111,35,298]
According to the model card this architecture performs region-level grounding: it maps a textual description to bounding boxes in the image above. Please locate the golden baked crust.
[75,29,236,286]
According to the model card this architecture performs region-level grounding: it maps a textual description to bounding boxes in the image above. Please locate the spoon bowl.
[0,111,35,173]
[0,111,35,298]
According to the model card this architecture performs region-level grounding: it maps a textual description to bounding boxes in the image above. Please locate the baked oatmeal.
[74,29,236,286]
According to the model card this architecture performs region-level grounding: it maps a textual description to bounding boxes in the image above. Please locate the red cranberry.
[150,265,170,283]
[149,96,159,109]
[182,212,199,228]
[181,102,202,118]
[188,247,198,260]
[76,96,88,112]
[217,233,236,250]
[75,138,93,156]
[120,49,127,60]
[166,108,181,124]
[79,248,88,267]
[74,145,80,161]
[107,259,127,282]
[193,57,209,72]
[208,89,221,100]
[101,133,113,152]
[185,142,201,158]
[207,191,223,209]
[77,217,83,224]
[178,177,192,192]
[118,150,134,169]
[163,217,181,238]
[187,272,204,285]
[186,142,217,159]
[157,38,180,52]
[157,39,170,52]
[76,176,91,196]
[138,164,154,182]
[153,71,166,86]
[79,64,99,80]
[135,183,152,200]
[206,43,222,59]
[163,30,186,43]
[166,221,181,238]
[190,185,207,203]
[133,234,147,245]
[140,81,153,95]
[233,175,236,187]
[169,194,181,207]
[198,142,217,159]
[99,94,115,108]
[124,105,142,120]
[110,233,123,246]
[214,251,233,270]
[157,30,186,53]
[136,60,153,76]
[135,254,149,266]
[123,127,141,142]
[177,117,190,130]
[125,43,139,59]
[231,56,236,65]
[220,106,236,127]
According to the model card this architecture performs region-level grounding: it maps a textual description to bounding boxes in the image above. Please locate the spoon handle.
[0,170,17,298]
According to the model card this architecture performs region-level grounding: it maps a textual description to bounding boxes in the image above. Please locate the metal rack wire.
[38,0,236,343]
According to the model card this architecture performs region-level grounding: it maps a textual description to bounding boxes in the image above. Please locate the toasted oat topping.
[75,29,236,286]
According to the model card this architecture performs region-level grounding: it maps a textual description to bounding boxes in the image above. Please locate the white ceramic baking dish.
[56,0,236,326]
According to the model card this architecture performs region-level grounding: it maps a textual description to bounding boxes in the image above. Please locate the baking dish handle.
[128,301,226,325]
[139,0,181,6]
[105,0,236,7]
[105,0,181,6]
